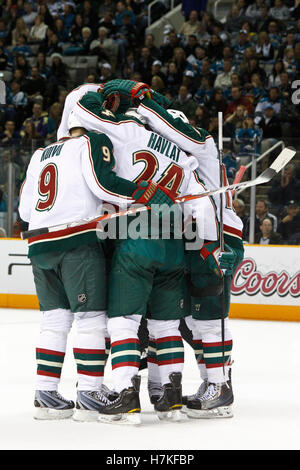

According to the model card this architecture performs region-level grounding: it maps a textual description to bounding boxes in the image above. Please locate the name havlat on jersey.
[147,132,180,162]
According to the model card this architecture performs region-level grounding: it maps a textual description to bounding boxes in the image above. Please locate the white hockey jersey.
[57,83,103,140]
[73,92,219,241]
[19,131,137,256]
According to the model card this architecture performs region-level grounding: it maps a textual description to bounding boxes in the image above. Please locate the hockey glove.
[132,180,175,209]
[103,79,152,112]
[218,244,236,276]
[199,240,223,279]
[150,89,171,108]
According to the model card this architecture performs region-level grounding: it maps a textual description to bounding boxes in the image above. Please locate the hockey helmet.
[67,110,84,131]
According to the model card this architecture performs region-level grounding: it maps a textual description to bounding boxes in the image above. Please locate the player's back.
[20,136,101,230]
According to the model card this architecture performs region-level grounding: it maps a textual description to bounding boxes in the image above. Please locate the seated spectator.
[255,4,271,33]
[226,4,248,33]
[46,102,62,142]
[115,13,137,63]
[206,88,228,116]
[89,27,119,67]
[59,2,75,35]
[233,29,252,64]
[99,11,117,37]
[194,104,210,129]
[98,62,116,82]
[235,116,262,164]
[143,33,160,60]
[268,164,300,214]
[267,20,283,49]
[114,1,136,27]
[260,105,282,166]
[0,45,8,70]
[244,73,267,106]
[20,120,44,149]
[23,66,46,102]
[150,74,166,93]
[179,10,201,41]
[29,14,48,43]
[282,47,297,79]
[232,198,249,240]
[20,101,49,140]
[255,199,278,232]
[255,32,275,63]
[239,57,266,89]
[48,53,68,88]
[150,60,167,86]
[254,87,282,125]
[245,0,265,21]
[225,86,253,118]
[198,58,216,87]
[0,120,20,147]
[12,34,33,57]
[214,59,234,90]
[165,61,182,95]
[69,13,84,45]
[11,17,29,46]
[170,84,197,121]
[40,30,63,56]
[267,60,285,88]
[135,46,154,83]
[278,200,300,243]
[254,217,283,245]
[206,34,224,61]
[22,2,38,29]
[160,31,183,65]
[36,51,51,79]
[224,103,247,137]
[269,0,290,21]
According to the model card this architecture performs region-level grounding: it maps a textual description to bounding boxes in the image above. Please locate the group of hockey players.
[18,78,244,425]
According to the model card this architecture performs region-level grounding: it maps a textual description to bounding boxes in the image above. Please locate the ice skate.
[187,381,234,419]
[98,375,141,425]
[34,390,74,420]
[181,379,208,414]
[154,372,182,422]
[73,389,116,422]
[148,380,163,404]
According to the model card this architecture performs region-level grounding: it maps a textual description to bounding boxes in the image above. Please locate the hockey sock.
[184,316,207,381]
[148,320,184,386]
[73,311,107,391]
[36,309,73,391]
[108,315,141,393]
[194,318,232,383]
[147,336,161,384]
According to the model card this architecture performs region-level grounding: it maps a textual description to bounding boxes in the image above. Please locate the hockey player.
[123,99,244,419]
[71,83,223,423]
[18,110,175,421]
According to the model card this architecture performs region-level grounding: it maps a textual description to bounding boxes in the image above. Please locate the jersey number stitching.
[36,163,58,212]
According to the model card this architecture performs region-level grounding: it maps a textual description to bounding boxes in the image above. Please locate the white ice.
[1,308,300,451]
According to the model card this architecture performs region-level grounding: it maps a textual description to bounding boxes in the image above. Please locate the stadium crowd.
[0,0,300,243]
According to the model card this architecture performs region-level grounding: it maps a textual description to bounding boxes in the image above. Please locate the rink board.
[0,240,299,321]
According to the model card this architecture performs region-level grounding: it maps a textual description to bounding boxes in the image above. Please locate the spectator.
[235,116,262,164]
[226,4,247,33]
[60,2,75,34]
[114,1,136,27]
[48,53,68,88]
[29,14,48,43]
[233,29,252,64]
[278,200,300,243]
[165,60,182,95]
[260,105,282,164]
[179,10,201,41]
[12,34,32,57]
[46,102,62,142]
[269,0,290,21]
[267,60,285,88]
[214,59,234,90]
[194,104,210,129]
[150,74,166,93]
[11,17,29,46]
[144,33,160,60]
[69,13,84,45]
[239,57,266,89]
[23,66,46,102]
[225,86,253,118]
[170,84,197,120]
[245,0,265,20]
[255,87,282,124]
[160,31,182,64]
[150,60,167,86]
[99,11,117,37]
[255,199,278,232]
[0,120,20,147]
[20,119,43,148]
[20,102,49,139]
[206,33,224,61]
[254,217,283,245]
[255,5,271,33]
[232,198,249,240]
[255,32,275,63]
[89,27,119,67]
[224,103,247,137]
[268,164,300,212]
[115,12,137,60]
[267,20,283,49]
[36,51,51,79]
[98,62,116,82]
[22,2,38,29]
[135,46,153,83]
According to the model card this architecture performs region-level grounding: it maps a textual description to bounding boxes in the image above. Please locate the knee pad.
[107,314,141,339]
[193,318,230,337]
[40,309,73,337]
[147,319,180,339]
[74,310,107,333]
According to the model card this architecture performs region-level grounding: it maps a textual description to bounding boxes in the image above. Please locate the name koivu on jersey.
[40,143,64,162]
[147,132,180,162]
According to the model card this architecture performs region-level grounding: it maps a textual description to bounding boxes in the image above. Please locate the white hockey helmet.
[167,109,189,124]
[125,108,147,125]
[67,110,84,131]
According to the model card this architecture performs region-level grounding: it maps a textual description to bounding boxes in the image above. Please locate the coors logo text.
[231,258,300,297]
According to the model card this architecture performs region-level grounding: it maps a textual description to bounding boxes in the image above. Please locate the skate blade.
[156,407,182,422]
[187,405,233,419]
[98,412,141,425]
[34,407,74,420]
[73,409,99,422]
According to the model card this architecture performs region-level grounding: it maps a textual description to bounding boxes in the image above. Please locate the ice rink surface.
[1,308,300,451]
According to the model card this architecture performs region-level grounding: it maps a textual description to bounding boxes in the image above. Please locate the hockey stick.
[21,147,295,240]
[231,165,246,196]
